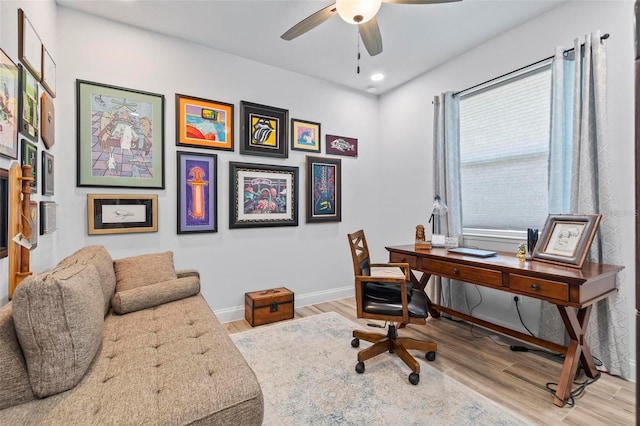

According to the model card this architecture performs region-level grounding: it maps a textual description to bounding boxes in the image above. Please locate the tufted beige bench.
[0,247,263,425]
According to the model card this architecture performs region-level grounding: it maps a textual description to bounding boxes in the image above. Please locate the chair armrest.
[176,269,200,279]
[369,262,410,280]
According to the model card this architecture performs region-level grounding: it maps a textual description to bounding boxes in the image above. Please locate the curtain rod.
[453,33,610,98]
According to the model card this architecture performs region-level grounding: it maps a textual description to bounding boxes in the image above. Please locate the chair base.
[352,323,437,375]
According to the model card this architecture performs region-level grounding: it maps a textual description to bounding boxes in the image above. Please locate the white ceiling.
[56,0,566,95]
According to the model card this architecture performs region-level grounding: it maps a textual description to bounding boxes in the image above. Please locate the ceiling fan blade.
[281,3,338,41]
[359,17,383,56]
[382,0,462,4]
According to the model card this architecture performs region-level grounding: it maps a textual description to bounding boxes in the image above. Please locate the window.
[459,64,552,233]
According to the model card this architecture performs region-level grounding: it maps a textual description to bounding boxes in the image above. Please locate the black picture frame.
[177,151,217,234]
[229,161,298,228]
[40,201,56,235]
[21,139,37,194]
[240,101,288,158]
[291,118,321,153]
[42,151,54,195]
[0,48,19,159]
[305,156,341,223]
[18,64,39,142]
[0,168,8,258]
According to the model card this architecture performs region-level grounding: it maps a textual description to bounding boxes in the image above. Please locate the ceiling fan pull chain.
[357,30,361,74]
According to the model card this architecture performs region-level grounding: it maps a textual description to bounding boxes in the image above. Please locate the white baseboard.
[214,286,354,324]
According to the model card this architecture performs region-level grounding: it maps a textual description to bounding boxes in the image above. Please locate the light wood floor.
[224,297,636,425]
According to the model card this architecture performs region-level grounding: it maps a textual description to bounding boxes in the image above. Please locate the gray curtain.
[542,31,630,379]
[432,92,468,313]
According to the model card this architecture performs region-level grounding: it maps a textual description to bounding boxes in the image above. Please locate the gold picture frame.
[87,194,158,235]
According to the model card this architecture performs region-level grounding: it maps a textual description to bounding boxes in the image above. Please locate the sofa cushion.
[111,276,200,314]
[114,251,177,292]
[56,245,116,316]
[0,303,35,410]
[12,263,105,397]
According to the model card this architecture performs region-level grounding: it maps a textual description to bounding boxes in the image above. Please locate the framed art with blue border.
[177,151,217,234]
[306,156,341,223]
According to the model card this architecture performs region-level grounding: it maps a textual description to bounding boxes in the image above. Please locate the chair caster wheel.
[426,351,436,361]
[351,338,360,348]
[409,372,420,385]
[355,362,365,374]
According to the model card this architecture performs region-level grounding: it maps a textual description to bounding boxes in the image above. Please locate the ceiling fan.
[281,0,462,57]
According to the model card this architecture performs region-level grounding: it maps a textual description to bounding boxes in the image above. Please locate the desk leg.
[410,271,439,318]
[554,305,595,407]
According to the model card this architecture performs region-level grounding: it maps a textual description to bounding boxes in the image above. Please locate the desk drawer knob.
[452,268,460,275]
[530,283,540,291]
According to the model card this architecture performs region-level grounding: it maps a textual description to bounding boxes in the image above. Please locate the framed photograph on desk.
[532,214,601,269]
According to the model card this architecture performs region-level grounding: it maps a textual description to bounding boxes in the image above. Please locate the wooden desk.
[386,245,624,407]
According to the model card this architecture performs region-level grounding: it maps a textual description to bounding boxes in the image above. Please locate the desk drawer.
[389,252,418,269]
[423,259,502,287]
[509,274,568,301]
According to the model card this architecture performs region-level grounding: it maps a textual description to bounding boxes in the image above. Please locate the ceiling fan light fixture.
[336,0,382,25]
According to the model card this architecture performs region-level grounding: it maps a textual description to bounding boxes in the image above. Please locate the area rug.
[231,312,532,425]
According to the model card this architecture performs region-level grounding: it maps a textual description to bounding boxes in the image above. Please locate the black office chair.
[347,230,437,385]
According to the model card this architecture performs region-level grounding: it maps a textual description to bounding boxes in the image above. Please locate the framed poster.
[326,134,358,157]
[306,156,341,223]
[0,168,8,258]
[42,150,54,196]
[41,45,56,97]
[291,118,321,153]
[28,201,38,249]
[21,139,37,194]
[41,92,55,149]
[19,64,39,141]
[176,94,233,151]
[229,162,298,228]
[76,79,165,188]
[0,49,19,159]
[240,101,288,158]
[87,194,158,235]
[532,214,602,269]
[177,151,217,234]
[40,201,56,235]
[18,9,42,81]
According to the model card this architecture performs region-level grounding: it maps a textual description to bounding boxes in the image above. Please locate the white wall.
[379,1,636,378]
[0,0,58,305]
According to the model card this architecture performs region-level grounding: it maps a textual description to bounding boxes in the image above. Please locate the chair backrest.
[347,230,371,277]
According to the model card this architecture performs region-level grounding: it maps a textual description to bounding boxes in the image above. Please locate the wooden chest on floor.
[244,287,294,327]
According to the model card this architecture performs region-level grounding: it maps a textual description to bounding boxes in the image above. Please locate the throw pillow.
[111,276,200,314]
[12,263,104,398]
[114,251,177,292]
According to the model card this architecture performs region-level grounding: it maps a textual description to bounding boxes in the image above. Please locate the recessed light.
[370,73,384,82]
[366,86,378,94]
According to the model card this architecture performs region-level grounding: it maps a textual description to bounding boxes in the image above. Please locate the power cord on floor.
[544,371,602,406]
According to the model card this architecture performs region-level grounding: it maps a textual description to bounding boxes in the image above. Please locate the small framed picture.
[0,49,19,159]
[325,134,357,157]
[532,214,602,269]
[240,101,288,158]
[87,194,158,235]
[229,161,298,228]
[19,65,39,141]
[41,92,55,149]
[176,94,233,151]
[306,156,341,223]
[0,168,8,258]
[21,139,37,194]
[177,151,217,234]
[41,45,56,98]
[40,201,56,235]
[28,201,38,249]
[42,151,54,196]
[18,9,42,81]
[291,118,321,153]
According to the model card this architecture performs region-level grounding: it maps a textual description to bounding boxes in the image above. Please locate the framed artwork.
[0,168,8,258]
[240,101,288,158]
[19,64,39,141]
[28,201,38,249]
[42,151,54,196]
[176,94,233,151]
[40,201,56,235]
[177,151,217,234]
[0,49,19,159]
[306,156,341,223]
[21,139,37,194]
[326,134,358,157]
[76,79,165,188]
[532,214,602,269]
[291,118,321,153]
[41,92,55,149]
[41,45,56,98]
[87,194,158,235]
[229,161,298,228]
[18,9,42,81]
